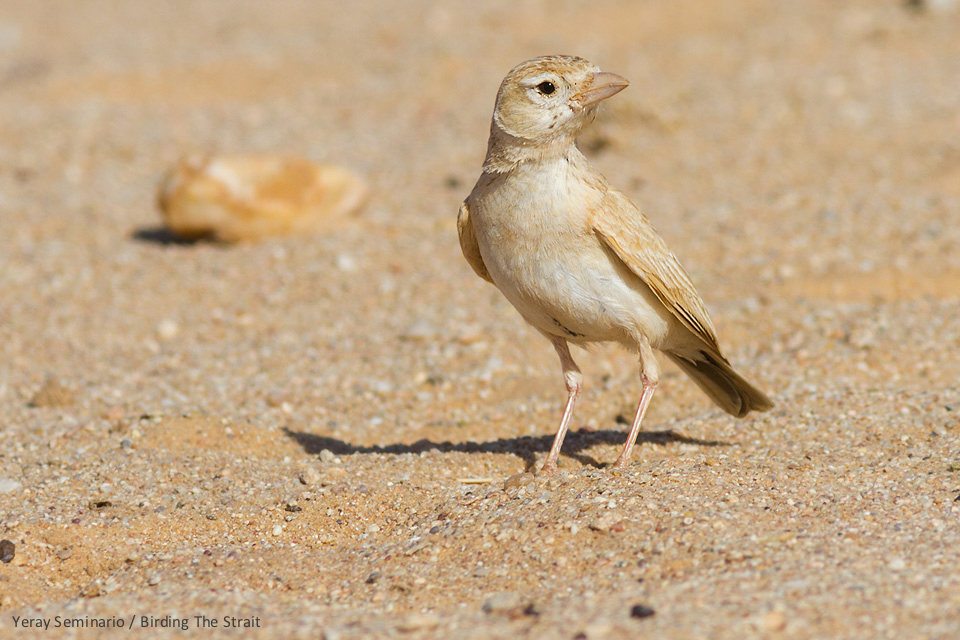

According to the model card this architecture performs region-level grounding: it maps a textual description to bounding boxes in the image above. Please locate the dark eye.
[536,81,556,95]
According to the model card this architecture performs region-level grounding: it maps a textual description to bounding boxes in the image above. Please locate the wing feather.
[457,200,494,284]
[592,188,720,351]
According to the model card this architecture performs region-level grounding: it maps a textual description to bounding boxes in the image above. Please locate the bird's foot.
[537,461,558,477]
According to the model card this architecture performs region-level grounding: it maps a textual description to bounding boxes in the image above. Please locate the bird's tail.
[665,349,773,418]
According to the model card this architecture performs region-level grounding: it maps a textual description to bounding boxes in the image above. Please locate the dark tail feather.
[665,350,773,418]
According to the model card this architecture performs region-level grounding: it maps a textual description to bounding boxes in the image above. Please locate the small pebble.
[272,525,283,536]
[335,253,358,272]
[156,319,179,341]
[483,592,521,613]
[630,604,655,619]
[590,511,624,533]
[762,610,787,632]
[300,467,322,485]
[147,573,161,586]
[0,479,22,494]
[0,540,15,563]
[396,613,439,632]
[482,592,537,618]
[57,548,73,560]
[400,321,435,342]
[503,473,534,490]
[319,450,336,463]
[27,377,75,408]
[80,579,102,597]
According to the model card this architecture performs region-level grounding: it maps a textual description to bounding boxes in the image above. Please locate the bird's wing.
[457,200,494,284]
[592,188,721,351]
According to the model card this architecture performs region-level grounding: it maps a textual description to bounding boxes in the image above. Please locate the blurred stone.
[630,603,655,619]
[155,319,179,341]
[28,377,75,408]
[762,610,787,632]
[482,591,538,618]
[396,613,439,632]
[400,321,435,342]
[158,154,368,243]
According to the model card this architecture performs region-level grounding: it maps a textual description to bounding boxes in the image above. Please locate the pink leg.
[539,338,582,476]
[613,337,660,469]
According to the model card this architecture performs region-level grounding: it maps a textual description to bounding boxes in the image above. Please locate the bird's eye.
[536,81,556,95]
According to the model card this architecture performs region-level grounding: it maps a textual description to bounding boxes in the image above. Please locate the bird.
[457,55,773,475]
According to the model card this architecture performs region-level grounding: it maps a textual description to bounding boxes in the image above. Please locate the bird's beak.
[575,71,629,106]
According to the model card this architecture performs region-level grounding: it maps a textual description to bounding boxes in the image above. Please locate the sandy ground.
[2,0,960,638]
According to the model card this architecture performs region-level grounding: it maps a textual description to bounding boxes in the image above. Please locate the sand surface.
[2,0,960,638]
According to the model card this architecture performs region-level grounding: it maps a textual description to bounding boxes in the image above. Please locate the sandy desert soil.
[2,0,960,638]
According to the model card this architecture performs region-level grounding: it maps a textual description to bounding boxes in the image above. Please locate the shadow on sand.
[130,226,209,245]
[283,427,729,472]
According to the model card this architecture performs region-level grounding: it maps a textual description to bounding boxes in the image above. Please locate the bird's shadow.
[283,427,729,473]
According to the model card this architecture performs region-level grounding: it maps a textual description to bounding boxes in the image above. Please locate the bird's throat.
[483,127,581,174]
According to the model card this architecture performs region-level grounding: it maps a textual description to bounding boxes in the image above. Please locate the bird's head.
[485,55,628,168]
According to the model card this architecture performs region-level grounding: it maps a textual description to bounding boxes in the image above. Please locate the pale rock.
[299,466,322,486]
[159,154,368,243]
[590,511,624,532]
[28,377,75,408]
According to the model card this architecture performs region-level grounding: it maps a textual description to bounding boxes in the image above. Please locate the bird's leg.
[614,336,660,469]
[539,338,582,476]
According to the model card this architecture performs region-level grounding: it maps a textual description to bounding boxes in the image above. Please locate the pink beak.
[576,71,630,106]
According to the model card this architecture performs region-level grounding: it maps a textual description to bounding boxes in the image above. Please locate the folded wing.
[592,188,720,352]
[457,200,494,284]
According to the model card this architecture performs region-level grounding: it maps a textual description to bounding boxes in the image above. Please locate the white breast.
[471,157,675,348]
